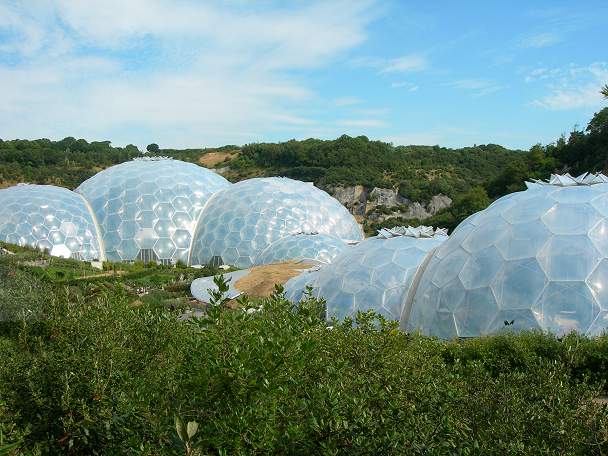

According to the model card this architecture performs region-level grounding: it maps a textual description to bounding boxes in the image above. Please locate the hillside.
[1,107,606,232]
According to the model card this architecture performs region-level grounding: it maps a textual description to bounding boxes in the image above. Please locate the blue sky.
[0,0,606,150]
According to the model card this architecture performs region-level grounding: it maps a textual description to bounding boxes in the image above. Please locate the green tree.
[601,84,608,99]
[146,143,160,153]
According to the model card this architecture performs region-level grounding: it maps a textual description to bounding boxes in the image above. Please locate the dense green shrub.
[2,286,608,454]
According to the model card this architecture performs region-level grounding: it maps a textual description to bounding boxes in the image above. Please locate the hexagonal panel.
[491,258,547,310]
[538,235,601,281]
[536,281,600,335]
[454,287,499,337]
[458,246,502,289]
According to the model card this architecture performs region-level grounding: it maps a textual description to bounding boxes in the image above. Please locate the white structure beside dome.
[404,175,608,338]
[76,158,230,264]
[0,184,103,260]
[189,177,363,268]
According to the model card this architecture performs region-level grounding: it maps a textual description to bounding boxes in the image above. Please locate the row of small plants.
[2,272,608,455]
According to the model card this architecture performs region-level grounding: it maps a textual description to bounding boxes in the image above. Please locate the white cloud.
[443,79,505,97]
[0,0,377,147]
[529,62,608,111]
[334,97,361,107]
[351,54,427,74]
[381,55,427,73]
[391,81,419,91]
[520,32,561,49]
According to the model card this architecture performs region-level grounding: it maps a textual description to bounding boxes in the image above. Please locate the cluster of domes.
[283,173,608,338]
[0,158,362,266]
[5,160,608,339]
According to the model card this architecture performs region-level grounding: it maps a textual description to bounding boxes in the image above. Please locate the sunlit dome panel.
[0,184,102,260]
[189,177,363,268]
[253,233,347,266]
[404,173,608,338]
[75,158,230,264]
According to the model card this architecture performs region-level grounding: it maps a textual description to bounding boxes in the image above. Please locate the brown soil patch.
[234,261,316,298]
[199,151,239,167]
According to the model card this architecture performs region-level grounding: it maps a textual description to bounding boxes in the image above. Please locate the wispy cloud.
[381,55,427,73]
[391,81,419,91]
[528,62,608,110]
[352,54,428,74]
[0,0,377,147]
[443,79,505,97]
[520,32,561,49]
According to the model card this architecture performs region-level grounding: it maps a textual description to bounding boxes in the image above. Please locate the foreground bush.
[2,288,608,454]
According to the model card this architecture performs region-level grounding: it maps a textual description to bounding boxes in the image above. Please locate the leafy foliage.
[2,257,608,454]
[0,137,140,188]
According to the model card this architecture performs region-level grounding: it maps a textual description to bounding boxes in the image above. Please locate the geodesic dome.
[253,233,347,266]
[189,177,363,268]
[286,226,447,321]
[404,173,608,338]
[76,158,230,264]
[0,184,102,260]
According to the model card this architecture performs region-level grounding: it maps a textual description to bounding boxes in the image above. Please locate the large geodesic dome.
[76,157,230,264]
[287,226,447,321]
[404,173,608,338]
[0,184,102,260]
[189,177,363,268]
[253,233,347,266]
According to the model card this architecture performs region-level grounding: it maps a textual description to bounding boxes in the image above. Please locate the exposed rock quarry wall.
[325,185,452,222]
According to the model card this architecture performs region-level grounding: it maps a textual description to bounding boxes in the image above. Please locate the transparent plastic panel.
[76,159,229,263]
[189,177,363,268]
[0,185,102,260]
[537,282,599,335]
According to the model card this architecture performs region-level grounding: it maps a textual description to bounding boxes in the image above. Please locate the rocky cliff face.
[325,185,452,222]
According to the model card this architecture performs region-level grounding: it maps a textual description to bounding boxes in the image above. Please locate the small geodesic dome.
[0,184,102,260]
[253,232,347,266]
[76,157,230,264]
[286,226,447,321]
[404,173,608,338]
[189,177,363,268]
